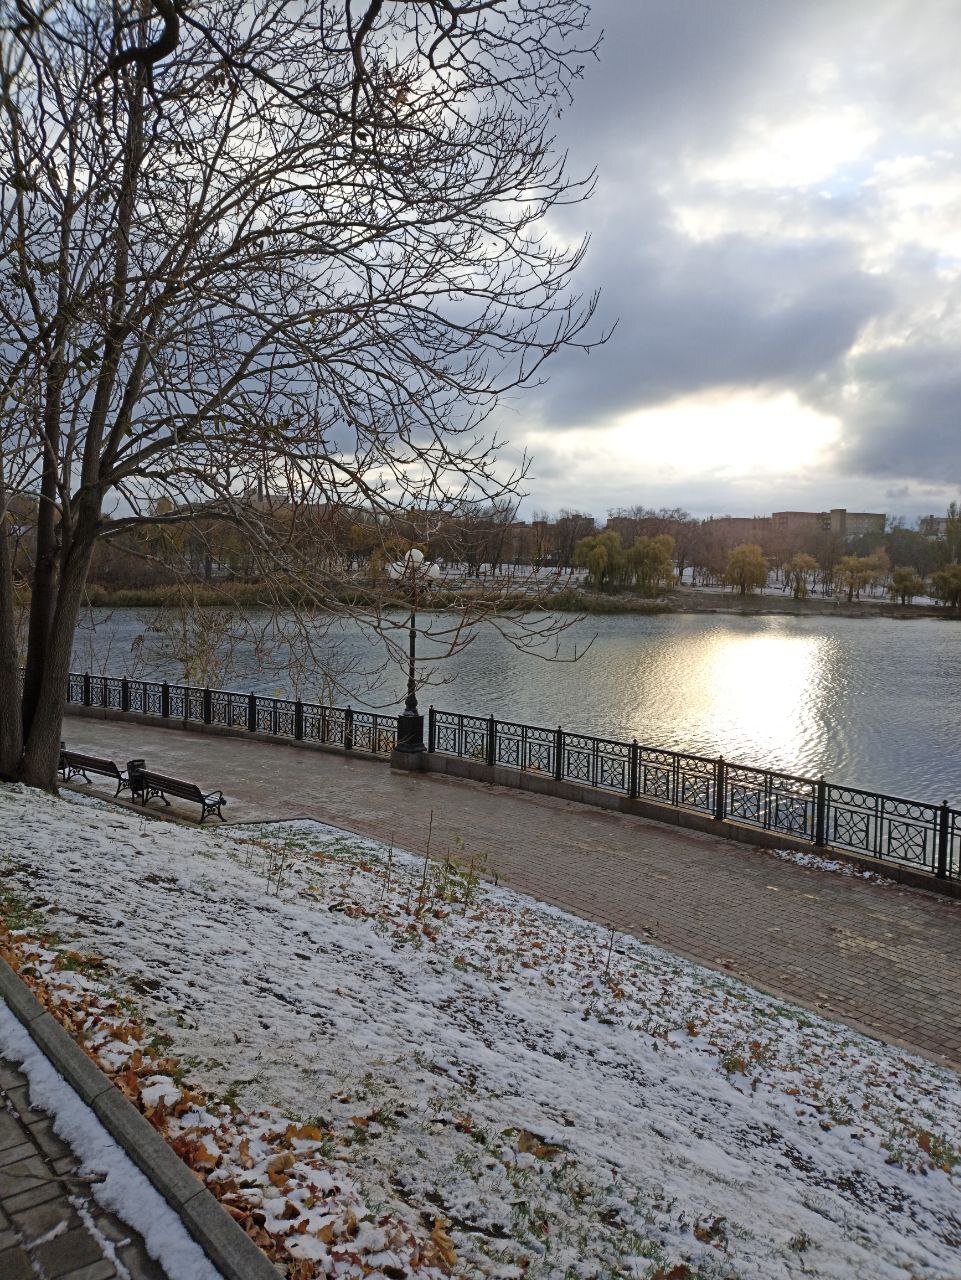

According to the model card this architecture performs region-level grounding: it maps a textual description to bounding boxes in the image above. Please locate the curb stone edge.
[0,955,280,1280]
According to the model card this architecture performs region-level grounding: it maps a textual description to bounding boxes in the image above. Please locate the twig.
[603,925,615,978]
[383,838,393,901]
[416,810,434,915]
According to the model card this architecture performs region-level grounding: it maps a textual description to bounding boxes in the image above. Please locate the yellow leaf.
[517,1129,565,1161]
[430,1218,457,1268]
[284,1123,326,1144]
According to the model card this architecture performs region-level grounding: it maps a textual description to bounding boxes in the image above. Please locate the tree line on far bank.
[10,493,961,610]
[573,532,961,609]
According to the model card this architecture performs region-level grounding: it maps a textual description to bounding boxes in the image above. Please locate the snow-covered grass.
[0,782,959,1280]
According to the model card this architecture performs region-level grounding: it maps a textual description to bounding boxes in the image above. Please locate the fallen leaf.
[430,1217,457,1269]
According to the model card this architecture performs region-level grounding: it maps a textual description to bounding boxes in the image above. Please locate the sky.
[505,0,961,523]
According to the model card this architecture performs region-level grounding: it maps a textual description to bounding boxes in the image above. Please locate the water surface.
[72,610,961,803]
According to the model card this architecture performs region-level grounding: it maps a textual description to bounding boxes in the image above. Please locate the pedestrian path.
[0,1055,167,1280]
[64,715,961,1070]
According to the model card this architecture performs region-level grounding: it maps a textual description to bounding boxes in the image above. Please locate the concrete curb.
[0,956,279,1280]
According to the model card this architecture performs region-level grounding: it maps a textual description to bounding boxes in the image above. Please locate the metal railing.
[61,670,960,881]
[65,672,397,757]
[427,708,960,881]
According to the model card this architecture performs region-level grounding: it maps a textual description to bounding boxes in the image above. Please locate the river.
[71,609,961,804]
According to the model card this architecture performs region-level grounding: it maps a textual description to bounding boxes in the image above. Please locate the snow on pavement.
[769,848,897,883]
[0,1000,222,1280]
[0,782,959,1279]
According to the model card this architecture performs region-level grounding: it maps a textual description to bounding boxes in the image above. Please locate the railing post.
[714,756,726,822]
[247,691,256,732]
[294,699,304,741]
[344,707,354,751]
[203,687,212,725]
[160,681,170,719]
[629,739,639,799]
[120,677,129,713]
[815,777,827,847]
[554,726,564,781]
[486,715,496,767]
[82,672,91,707]
[427,706,436,753]
[937,801,950,879]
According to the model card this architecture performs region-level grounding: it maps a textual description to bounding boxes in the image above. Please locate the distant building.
[703,515,773,543]
[604,515,639,541]
[771,510,825,538]
[920,515,949,538]
[831,509,886,537]
[771,508,885,539]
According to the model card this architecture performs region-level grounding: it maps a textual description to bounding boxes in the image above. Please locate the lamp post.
[387,548,441,766]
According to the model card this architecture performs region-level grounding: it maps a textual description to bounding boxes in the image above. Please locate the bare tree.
[0,0,601,786]
[553,509,595,570]
[438,499,517,576]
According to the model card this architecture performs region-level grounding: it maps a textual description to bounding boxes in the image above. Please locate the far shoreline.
[585,588,955,621]
[68,582,958,621]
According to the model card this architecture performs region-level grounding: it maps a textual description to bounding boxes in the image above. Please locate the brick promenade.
[0,1056,166,1280]
[65,715,961,1070]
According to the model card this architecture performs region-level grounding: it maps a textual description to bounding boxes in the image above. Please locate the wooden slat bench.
[59,749,130,797]
[135,770,226,823]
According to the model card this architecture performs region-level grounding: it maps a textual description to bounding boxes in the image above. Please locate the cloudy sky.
[506,0,961,523]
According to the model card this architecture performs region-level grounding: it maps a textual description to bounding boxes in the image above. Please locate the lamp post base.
[390,746,427,771]
[392,711,427,770]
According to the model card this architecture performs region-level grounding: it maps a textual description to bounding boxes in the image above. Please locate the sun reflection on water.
[622,623,842,776]
[688,632,825,766]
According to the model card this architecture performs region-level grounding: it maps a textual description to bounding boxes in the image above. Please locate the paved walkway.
[65,715,961,1070]
[0,1056,167,1280]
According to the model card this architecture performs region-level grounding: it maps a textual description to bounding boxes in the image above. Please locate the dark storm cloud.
[843,334,961,485]
[555,0,835,165]
[537,207,889,426]
[516,0,961,516]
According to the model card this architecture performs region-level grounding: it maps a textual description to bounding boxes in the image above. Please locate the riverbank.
[72,581,955,619]
[548,586,951,618]
[654,587,948,620]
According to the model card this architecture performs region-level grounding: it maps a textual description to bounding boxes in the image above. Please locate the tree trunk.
[19,539,94,790]
[21,293,68,744]
[20,466,60,742]
[0,510,24,778]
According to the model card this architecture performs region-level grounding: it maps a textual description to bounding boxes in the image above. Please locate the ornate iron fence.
[59,669,961,881]
[63,671,397,758]
[427,707,961,881]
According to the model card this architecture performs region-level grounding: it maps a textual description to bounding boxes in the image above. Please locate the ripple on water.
[73,610,961,804]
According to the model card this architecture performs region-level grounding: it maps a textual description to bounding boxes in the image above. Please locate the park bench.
[59,748,130,797]
[135,770,226,823]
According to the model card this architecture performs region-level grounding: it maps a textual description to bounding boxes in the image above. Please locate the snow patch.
[772,847,897,883]
[0,1002,222,1280]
